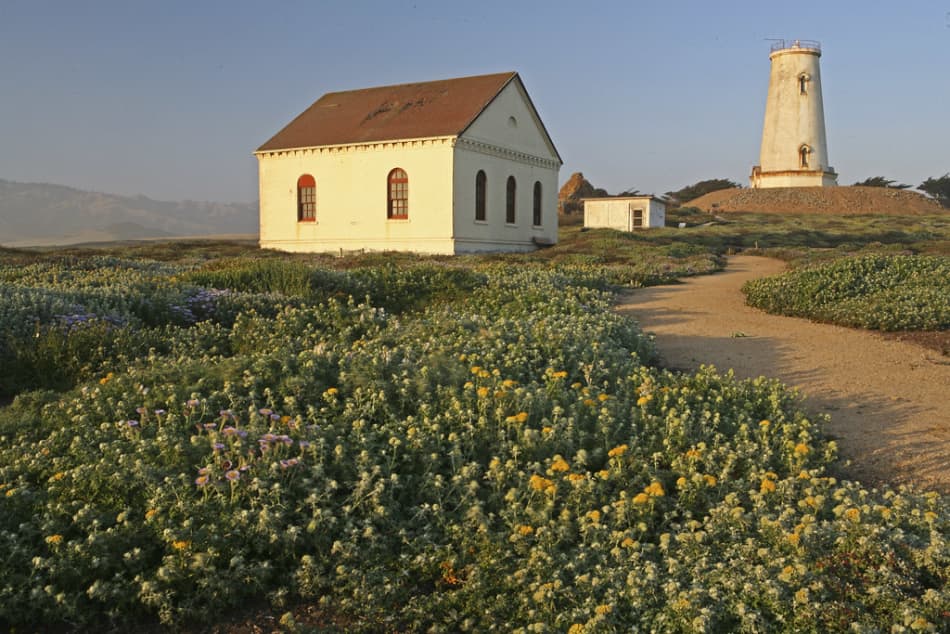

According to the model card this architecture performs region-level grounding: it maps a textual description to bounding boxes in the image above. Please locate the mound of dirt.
[688,186,944,216]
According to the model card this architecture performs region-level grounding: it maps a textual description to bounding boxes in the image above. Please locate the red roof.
[257,72,521,152]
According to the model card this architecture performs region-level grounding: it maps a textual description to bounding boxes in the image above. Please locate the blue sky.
[1,0,948,203]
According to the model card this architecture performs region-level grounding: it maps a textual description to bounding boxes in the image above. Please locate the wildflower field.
[0,223,948,632]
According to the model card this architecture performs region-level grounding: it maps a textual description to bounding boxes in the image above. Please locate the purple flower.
[186,399,200,408]
[213,442,225,451]
[203,422,216,430]
[280,458,299,469]
[222,426,239,437]
[258,408,273,416]
[298,440,311,449]
[135,407,147,415]
[126,419,139,427]
[225,470,240,482]
[195,475,210,486]
[154,409,166,415]
[270,413,281,422]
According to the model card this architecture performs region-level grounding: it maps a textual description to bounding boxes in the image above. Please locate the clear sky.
[1,0,948,203]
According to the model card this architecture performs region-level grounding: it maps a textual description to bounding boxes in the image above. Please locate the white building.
[751,39,837,188]
[583,196,666,231]
[255,72,562,254]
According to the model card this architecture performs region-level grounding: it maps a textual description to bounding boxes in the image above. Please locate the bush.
[742,255,950,331]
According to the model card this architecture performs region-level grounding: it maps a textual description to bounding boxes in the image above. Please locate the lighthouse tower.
[751,39,837,188]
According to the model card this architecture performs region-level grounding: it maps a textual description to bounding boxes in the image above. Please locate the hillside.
[0,179,258,246]
[687,186,944,216]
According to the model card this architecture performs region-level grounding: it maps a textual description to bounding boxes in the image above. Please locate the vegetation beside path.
[0,213,947,631]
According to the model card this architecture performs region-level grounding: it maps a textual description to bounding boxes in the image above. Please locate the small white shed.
[583,196,666,230]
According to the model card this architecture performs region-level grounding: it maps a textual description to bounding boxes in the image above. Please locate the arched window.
[387,168,408,219]
[798,73,809,95]
[475,170,487,221]
[799,144,810,168]
[532,181,542,226]
[506,176,516,224]
[297,174,316,222]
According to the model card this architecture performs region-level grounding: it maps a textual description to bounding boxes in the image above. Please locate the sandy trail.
[615,255,949,494]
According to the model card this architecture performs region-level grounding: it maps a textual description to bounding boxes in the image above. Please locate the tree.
[918,174,950,208]
[665,179,741,205]
[852,176,911,189]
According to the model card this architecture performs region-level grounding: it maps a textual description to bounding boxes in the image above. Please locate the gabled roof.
[256,71,551,154]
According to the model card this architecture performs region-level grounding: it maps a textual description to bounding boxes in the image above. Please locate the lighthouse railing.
[769,39,821,53]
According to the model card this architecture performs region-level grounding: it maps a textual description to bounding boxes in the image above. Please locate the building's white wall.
[451,78,560,252]
[257,138,456,254]
[583,198,666,230]
[451,148,558,252]
[755,45,836,188]
[461,80,560,162]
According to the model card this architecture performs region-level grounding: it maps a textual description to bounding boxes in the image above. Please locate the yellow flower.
[502,379,518,388]
[703,474,718,487]
[646,481,665,497]
[542,426,553,435]
[50,472,65,482]
[595,604,612,615]
[636,396,651,406]
[551,370,568,379]
[676,476,687,488]
[45,534,63,545]
[760,478,776,494]
[550,457,570,472]
[597,393,609,402]
[797,470,811,480]
[516,524,534,536]
[924,511,937,522]
[621,537,636,548]
[793,443,810,456]
[567,473,586,482]
[787,532,800,546]
[481,371,492,379]
[325,387,339,395]
[515,411,529,423]
[583,398,595,407]
[463,381,474,389]
[494,390,505,398]
[759,419,770,428]
[476,387,489,398]
[586,510,601,523]
[171,540,190,551]
[571,382,582,389]
[633,492,650,505]
[685,448,701,459]
[568,625,585,634]
[5,489,15,498]
[145,509,159,520]
[794,587,808,603]
[596,470,610,480]
[529,474,555,493]
[607,444,628,458]
[844,507,861,522]
[470,366,482,375]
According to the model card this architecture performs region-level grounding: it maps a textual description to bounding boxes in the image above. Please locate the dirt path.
[615,255,950,494]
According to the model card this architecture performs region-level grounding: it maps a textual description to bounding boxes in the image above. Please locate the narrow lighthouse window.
[799,145,810,168]
[798,74,809,95]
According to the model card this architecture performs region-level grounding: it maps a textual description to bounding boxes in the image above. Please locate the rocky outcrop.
[687,186,944,216]
[558,172,608,214]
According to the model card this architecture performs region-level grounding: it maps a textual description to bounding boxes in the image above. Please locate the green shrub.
[742,254,950,330]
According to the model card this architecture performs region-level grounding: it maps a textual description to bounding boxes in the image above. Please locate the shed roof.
[257,71,524,152]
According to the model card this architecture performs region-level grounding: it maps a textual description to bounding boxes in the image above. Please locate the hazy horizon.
[2,1,948,204]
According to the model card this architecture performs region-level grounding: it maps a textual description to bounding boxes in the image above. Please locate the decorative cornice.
[453,137,560,170]
[254,136,455,158]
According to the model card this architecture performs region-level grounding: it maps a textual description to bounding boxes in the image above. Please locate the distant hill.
[0,179,258,246]
[687,186,944,216]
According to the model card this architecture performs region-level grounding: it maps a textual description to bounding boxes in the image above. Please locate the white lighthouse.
[751,39,837,188]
